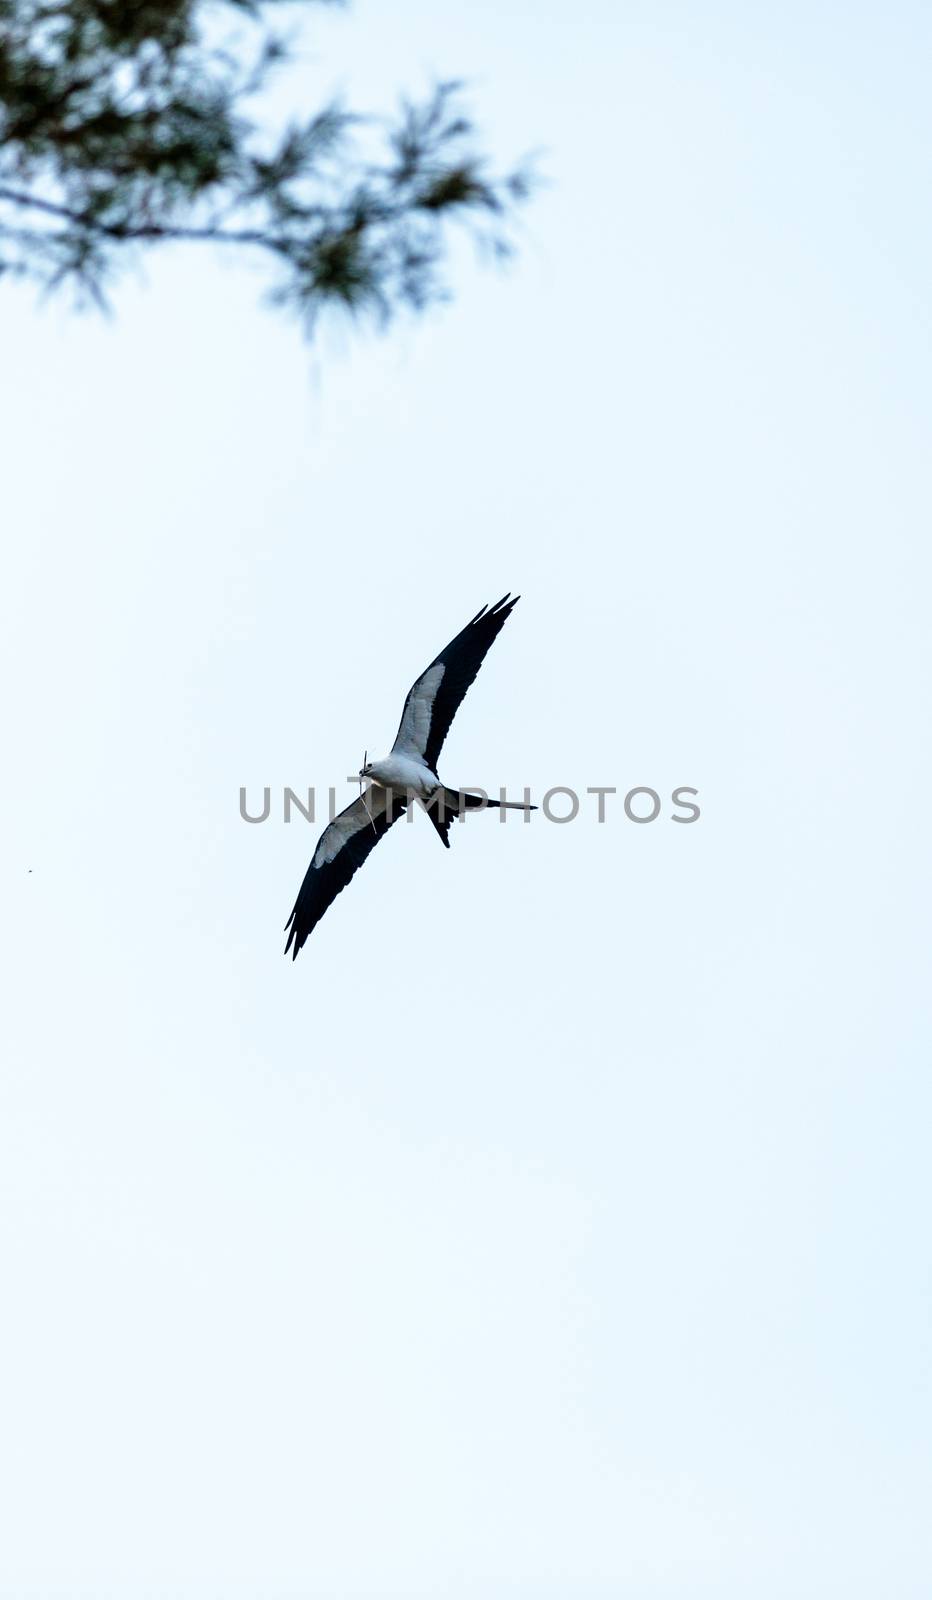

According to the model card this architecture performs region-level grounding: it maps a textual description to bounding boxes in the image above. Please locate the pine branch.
[0,1,534,335]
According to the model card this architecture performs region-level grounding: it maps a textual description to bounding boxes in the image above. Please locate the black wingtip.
[470,593,520,627]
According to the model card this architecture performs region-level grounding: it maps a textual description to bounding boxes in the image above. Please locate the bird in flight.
[285,594,533,958]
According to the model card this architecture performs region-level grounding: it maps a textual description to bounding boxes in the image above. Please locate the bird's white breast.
[368,753,437,795]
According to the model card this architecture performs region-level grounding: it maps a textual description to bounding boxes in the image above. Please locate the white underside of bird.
[366,751,439,796]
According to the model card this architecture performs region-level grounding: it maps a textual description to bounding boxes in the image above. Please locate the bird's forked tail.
[423,787,537,849]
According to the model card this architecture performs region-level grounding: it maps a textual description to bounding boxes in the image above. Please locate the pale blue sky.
[2,3,932,1596]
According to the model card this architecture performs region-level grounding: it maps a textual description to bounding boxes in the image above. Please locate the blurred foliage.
[0,0,533,332]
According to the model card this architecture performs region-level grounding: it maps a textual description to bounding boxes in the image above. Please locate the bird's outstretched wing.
[284,787,407,958]
[391,594,520,773]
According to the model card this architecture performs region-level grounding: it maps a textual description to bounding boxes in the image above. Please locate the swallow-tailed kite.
[285,594,533,958]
